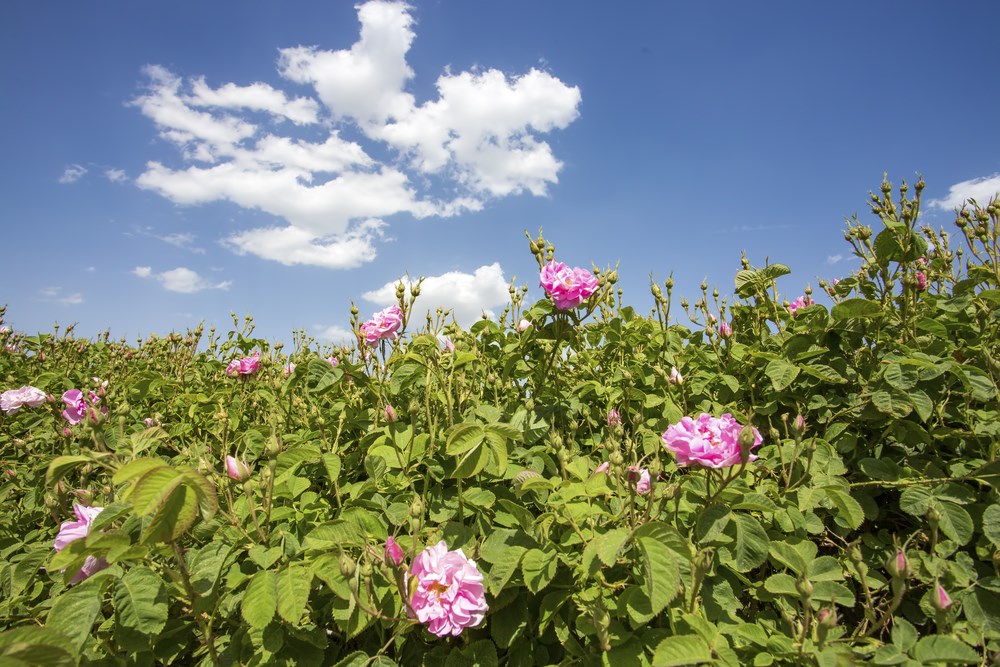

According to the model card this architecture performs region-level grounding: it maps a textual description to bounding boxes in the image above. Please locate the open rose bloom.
[409,541,488,637]
[226,351,261,377]
[662,413,762,469]
[361,305,403,346]
[539,261,599,310]
[1,385,47,414]
[54,503,109,584]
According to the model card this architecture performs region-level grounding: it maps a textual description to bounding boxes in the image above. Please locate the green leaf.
[727,513,770,570]
[933,500,973,545]
[452,439,490,479]
[651,634,714,666]
[45,455,92,490]
[635,533,681,617]
[276,564,313,625]
[114,566,168,636]
[870,390,912,418]
[823,487,864,530]
[112,457,169,486]
[487,546,526,597]
[883,363,917,391]
[141,481,199,544]
[0,627,77,667]
[242,569,278,629]
[322,452,342,484]
[46,576,105,652]
[765,359,800,392]
[899,486,933,517]
[831,298,884,320]
[445,422,486,456]
[983,504,1000,547]
[890,617,917,652]
[582,528,631,574]
[768,539,817,575]
[910,635,979,664]
[521,549,557,594]
[763,573,798,597]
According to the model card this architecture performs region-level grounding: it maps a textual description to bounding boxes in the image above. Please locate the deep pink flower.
[361,306,403,346]
[915,271,927,291]
[61,389,88,425]
[787,296,814,316]
[662,413,762,469]
[718,321,732,338]
[607,409,621,428]
[539,261,599,310]
[385,536,404,566]
[226,351,260,377]
[1,386,47,414]
[54,503,109,584]
[225,455,251,481]
[627,466,651,494]
[409,541,488,637]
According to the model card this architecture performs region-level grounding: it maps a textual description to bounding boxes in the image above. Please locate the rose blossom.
[1,386,47,414]
[915,271,927,291]
[54,503,109,584]
[283,362,296,377]
[517,319,531,332]
[360,306,403,346]
[61,389,88,425]
[385,536,405,567]
[787,296,814,316]
[669,367,684,385]
[437,334,455,353]
[326,356,339,367]
[408,541,488,637]
[933,583,952,611]
[226,351,260,377]
[385,404,396,423]
[718,321,732,338]
[225,455,251,481]
[627,466,651,494]
[539,261,599,310]
[594,461,610,475]
[662,413,762,469]
[607,409,621,428]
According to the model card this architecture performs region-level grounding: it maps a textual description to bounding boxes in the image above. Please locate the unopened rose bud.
[669,367,684,385]
[796,577,814,600]
[931,583,952,611]
[409,496,424,519]
[225,455,251,481]
[738,425,757,464]
[885,549,908,579]
[339,552,357,578]
[385,404,396,423]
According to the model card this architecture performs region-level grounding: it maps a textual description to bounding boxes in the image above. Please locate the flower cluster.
[361,306,403,345]
[1,385,47,414]
[53,503,109,584]
[539,261,599,310]
[226,351,261,377]
[662,413,762,469]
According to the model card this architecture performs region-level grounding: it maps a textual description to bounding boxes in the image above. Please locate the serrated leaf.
[141,482,199,544]
[521,549,557,594]
[831,298,884,320]
[582,528,631,574]
[45,455,92,490]
[911,635,979,664]
[899,486,933,517]
[933,500,973,545]
[276,564,313,625]
[0,627,77,667]
[636,534,680,617]
[652,634,713,666]
[765,359,800,392]
[728,513,769,570]
[486,547,525,597]
[322,453,342,484]
[112,457,170,486]
[46,576,105,652]
[114,566,168,636]
[242,569,277,629]
[823,487,864,530]
[445,422,486,456]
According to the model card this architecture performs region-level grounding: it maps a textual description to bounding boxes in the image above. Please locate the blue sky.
[2,1,999,345]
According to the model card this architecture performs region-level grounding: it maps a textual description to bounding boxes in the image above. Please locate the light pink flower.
[934,583,952,610]
[517,319,531,332]
[54,503,109,584]
[143,417,155,428]
[385,536,404,566]
[385,404,396,423]
[718,321,732,338]
[662,413,762,469]
[326,356,339,367]
[1,386,47,414]
[225,455,251,481]
[437,334,455,353]
[409,541,488,637]
[915,271,927,291]
[283,362,296,377]
[594,461,610,475]
[226,351,260,377]
[361,306,403,346]
[787,296,814,316]
[669,367,684,385]
[539,261,599,310]
[607,409,621,428]
[627,466,651,494]
[61,389,88,425]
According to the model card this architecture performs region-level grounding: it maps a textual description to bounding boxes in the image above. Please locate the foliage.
[1,177,1000,666]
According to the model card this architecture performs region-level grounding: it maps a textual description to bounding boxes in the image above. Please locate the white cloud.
[38,286,83,305]
[59,164,87,183]
[314,325,356,344]
[134,266,232,293]
[132,0,580,269]
[826,254,844,265]
[930,173,1000,210]
[363,262,510,327]
[105,168,128,183]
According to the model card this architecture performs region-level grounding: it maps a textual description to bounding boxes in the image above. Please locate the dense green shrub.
[1,177,999,666]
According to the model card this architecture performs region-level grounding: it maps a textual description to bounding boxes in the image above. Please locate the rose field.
[3,178,1000,666]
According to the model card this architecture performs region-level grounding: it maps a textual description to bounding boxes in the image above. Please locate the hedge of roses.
[1,177,1000,666]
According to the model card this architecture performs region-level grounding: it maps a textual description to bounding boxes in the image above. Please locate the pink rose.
[226,351,260,377]
[662,413,762,469]
[539,261,599,310]
[787,296,814,316]
[915,271,927,291]
[283,362,296,377]
[61,389,88,425]
[517,319,531,332]
[1,386,47,414]
[437,334,455,353]
[54,503,109,584]
[226,455,251,481]
[627,466,651,494]
[360,306,403,346]
[326,356,339,367]
[594,461,610,475]
[933,583,952,611]
[408,541,488,637]
[385,536,405,567]
[718,321,732,338]
[385,404,396,423]
[607,409,621,428]
[669,367,684,385]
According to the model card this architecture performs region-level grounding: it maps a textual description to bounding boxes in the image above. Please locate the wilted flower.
[718,321,732,338]
[53,503,109,584]
[662,413,763,469]
[539,261,599,310]
[787,296,814,316]
[517,319,531,332]
[385,536,405,566]
[1,385,47,414]
[361,305,403,345]
[627,466,651,494]
[226,351,260,377]
[669,367,684,385]
[225,455,251,481]
[408,541,488,637]
[915,271,927,291]
[607,409,621,428]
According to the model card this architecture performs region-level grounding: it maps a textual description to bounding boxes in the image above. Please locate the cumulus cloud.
[132,0,580,269]
[929,173,1000,210]
[59,164,87,184]
[314,325,356,344]
[363,262,510,327]
[105,168,128,183]
[134,266,232,293]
